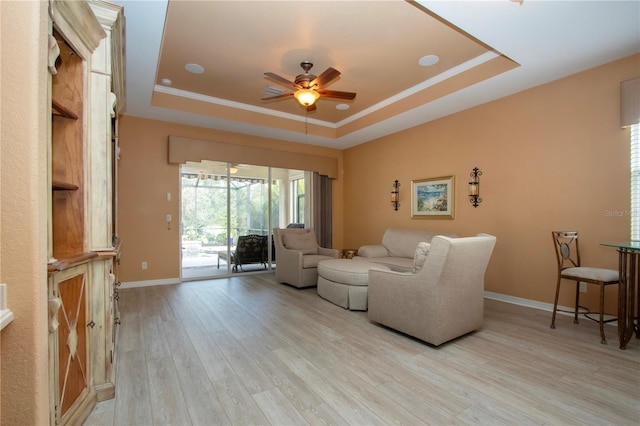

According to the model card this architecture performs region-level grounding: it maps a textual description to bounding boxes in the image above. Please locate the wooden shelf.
[52,179,79,191]
[47,252,99,273]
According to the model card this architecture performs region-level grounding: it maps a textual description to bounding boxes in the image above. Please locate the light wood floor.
[85,273,640,425]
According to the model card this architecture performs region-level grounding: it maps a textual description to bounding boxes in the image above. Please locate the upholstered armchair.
[368,234,497,346]
[273,227,339,288]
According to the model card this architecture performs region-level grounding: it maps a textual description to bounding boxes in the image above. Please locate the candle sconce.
[391,180,400,211]
[468,167,482,208]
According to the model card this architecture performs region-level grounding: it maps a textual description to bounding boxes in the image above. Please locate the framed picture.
[411,175,455,219]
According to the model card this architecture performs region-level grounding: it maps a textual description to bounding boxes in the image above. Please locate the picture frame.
[411,175,455,219]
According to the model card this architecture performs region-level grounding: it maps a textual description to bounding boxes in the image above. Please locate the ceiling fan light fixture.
[294,89,320,106]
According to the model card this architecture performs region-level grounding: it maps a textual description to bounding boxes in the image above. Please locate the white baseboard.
[120,278,180,289]
[484,291,617,325]
[484,291,557,312]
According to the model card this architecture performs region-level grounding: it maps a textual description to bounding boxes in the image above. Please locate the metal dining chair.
[550,231,619,344]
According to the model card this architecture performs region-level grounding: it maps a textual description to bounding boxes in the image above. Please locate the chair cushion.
[561,267,619,282]
[412,242,431,273]
[282,232,318,254]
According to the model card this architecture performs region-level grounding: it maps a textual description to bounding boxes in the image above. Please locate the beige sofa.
[273,227,339,288]
[368,234,497,346]
[357,228,457,272]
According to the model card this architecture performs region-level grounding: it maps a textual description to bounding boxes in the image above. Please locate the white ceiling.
[118,0,640,149]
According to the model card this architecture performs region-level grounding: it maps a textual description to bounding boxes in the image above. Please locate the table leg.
[618,249,639,349]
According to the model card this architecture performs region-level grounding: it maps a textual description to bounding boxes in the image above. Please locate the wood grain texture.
[85,273,640,425]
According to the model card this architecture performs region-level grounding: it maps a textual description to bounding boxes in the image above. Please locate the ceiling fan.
[262,61,356,111]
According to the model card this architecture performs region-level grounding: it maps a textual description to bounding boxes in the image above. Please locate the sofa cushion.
[412,242,431,273]
[382,228,442,258]
[365,257,414,273]
[282,231,318,254]
[357,244,388,258]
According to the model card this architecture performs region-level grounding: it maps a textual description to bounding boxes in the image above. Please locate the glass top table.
[601,241,640,251]
[600,242,640,349]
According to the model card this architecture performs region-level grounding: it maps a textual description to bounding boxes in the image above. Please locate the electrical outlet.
[141,261,148,270]
[579,282,587,293]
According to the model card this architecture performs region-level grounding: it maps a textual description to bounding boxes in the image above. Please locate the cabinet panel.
[49,264,95,425]
[56,271,89,417]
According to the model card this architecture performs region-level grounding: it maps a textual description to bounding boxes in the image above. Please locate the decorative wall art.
[411,176,455,219]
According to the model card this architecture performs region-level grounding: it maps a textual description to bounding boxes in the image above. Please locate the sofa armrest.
[358,244,389,258]
[318,247,339,258]
[275,245,305,283]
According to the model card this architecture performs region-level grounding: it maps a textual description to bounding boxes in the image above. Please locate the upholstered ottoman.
[317,258,391,310]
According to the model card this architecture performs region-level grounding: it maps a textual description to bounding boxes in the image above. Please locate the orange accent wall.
[118,54,638,314]
[1,1,50,424]
[343,54,639,311]
[117,118,344,282]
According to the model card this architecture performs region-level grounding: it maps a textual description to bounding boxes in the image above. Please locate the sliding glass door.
[180,161,229,280]
[180,161,305,280]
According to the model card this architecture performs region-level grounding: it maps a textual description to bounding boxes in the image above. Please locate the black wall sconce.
[468,167,482,208]
[391,180,400,211]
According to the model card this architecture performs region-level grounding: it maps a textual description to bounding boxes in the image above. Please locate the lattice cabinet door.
[49,263,96,425]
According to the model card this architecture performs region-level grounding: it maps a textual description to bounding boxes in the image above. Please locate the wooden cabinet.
[47,0,124,424]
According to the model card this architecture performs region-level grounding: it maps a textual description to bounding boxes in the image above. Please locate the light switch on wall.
[166,214,172,222]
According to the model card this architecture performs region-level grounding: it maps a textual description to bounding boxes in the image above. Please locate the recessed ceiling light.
[185,63,205,74]
[160,78,172,86]
[336,104,350,110]
[418,55,439,67]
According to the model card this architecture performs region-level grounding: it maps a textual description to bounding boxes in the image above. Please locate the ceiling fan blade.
[264,72,300,91]
[317,89,356,100]
[261,93,294,101]
[306,103,317,112]
[311,67,341,88]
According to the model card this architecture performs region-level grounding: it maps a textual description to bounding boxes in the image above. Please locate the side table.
[601,242,640,349]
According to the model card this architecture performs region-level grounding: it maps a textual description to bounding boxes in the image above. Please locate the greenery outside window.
[292,177,305,224]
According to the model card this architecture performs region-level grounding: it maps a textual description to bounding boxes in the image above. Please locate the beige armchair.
[368,234,497,346]
[273,227,339,288]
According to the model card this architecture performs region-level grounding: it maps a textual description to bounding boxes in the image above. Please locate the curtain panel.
[312,172,333,248]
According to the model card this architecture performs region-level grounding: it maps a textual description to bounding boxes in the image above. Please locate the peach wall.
[344,54,639,312]
[0,1,50,424]
[117,117,344,282]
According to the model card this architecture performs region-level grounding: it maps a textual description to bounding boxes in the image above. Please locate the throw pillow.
[282,232,318,255]
[412,242,431,273]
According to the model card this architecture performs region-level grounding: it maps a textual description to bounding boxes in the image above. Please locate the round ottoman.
[317,258,391,311]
